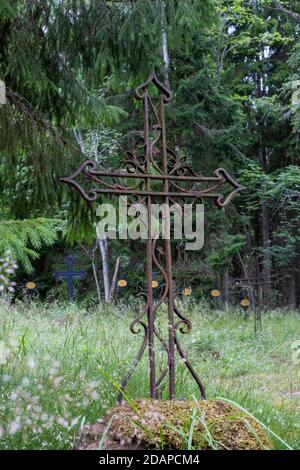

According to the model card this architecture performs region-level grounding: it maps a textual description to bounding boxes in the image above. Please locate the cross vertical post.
[144,88,156,399]
[160,95,175,399]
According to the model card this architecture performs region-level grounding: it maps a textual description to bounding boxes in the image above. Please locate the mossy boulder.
[74,399,273,450]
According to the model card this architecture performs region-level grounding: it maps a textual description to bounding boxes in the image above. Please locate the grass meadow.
[0,300,299,450]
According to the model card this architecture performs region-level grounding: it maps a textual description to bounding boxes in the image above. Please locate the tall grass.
[0,300,299,449]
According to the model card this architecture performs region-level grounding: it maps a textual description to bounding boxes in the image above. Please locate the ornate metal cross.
[54,254,87,301]
[61,73,244,400]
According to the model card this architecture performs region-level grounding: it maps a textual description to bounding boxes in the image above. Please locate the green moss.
[76,400,273,450]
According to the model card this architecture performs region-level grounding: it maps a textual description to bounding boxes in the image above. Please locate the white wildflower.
[8,336,18,348]
[0,341,10,365]
[88,380,99,388]
[57,417,69,428]
[22,377,30,387]
[70,417,80,428]
[27,357,35,369]
[2,374,11,382]
[9,391,18,401]
[8,421,20,435]
[53,376,64,387]
[90,390,99,400]
[20,390,31,400]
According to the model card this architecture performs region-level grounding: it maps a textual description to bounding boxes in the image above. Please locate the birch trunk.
[98,238,110,304]
[223,269,229,310]
[92,259,101,305]
[109,257,121,304]
[161,3,171,90]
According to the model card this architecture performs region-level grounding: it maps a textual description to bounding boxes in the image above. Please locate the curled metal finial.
[134,71,172,102]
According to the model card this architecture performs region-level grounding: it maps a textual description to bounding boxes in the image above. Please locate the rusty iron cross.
[61,73,244,401]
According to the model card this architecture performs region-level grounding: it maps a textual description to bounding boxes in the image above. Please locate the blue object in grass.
[54,255,86,301]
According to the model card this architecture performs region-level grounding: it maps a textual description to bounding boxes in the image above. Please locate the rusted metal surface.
[61,161,243,206]
[61,72,244,401]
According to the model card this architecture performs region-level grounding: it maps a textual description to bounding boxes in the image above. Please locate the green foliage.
[239,164,300,269]
[208,234,246,269]
[0,218,61,272]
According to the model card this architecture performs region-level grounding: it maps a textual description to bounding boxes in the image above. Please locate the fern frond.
[0,218,61,273]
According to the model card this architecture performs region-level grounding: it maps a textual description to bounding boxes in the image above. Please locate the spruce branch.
[265,1,300,22]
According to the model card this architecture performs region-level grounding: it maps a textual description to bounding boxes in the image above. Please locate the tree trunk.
[98,238,110,303]
[259,138,271,308]
[254,33,272,309]
[223,269,230,310]
[261,202,272,307]
[287,272,296,308]
[295,242,300,307]
[80,242,102,306]
[161,2,170,90]
[92,259,101,305]
[245,227,257,302]
[109,257,121,304]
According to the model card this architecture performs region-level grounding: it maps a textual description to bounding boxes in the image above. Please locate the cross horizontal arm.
[79,187,227,199]
[83,168,224,183]
[61,161,245,207]
[61,180,241,207]
[54,271,86,278]
[64,160,243,187]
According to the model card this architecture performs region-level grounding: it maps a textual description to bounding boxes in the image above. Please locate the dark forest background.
[1,0,300,309]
